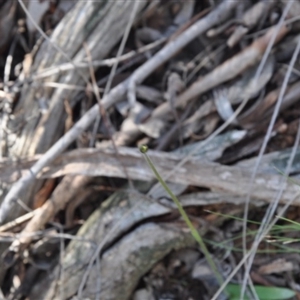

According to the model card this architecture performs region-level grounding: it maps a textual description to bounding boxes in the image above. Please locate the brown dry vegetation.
[0,1,300,299]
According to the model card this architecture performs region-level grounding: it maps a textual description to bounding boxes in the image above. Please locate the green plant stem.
[140,147,223,286]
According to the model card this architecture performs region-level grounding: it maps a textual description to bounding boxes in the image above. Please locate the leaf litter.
[0,0,299,299]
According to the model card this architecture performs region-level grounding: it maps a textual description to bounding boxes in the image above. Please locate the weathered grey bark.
[0,0,147,287]
[4,0,147,220]
[0,147,298,205]
[29,190,197,300]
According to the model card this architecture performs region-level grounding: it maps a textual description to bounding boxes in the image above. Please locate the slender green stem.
[139,145,223,286]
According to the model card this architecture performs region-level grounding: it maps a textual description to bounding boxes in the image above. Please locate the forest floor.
[0,1,300,299]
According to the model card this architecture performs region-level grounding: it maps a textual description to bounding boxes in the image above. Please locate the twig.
[2,147,295,204]
[227,1,275,48]
[241,4,300,297]
[17,0,90,86]
[89,0,138,147]
[0,81,128,223]
[0,0,236,222]
[32,38,166,80]
[211,188,300,300]
[127,0,238,107]
[242,117,300,299]
[156,101,193,151]
[151,24,289,119]
[145,20,290,204]
[39,81,102,92]
[0,210,38,232]
[84,0,138,190]
[84,4,141,296]
[5,175,90,260]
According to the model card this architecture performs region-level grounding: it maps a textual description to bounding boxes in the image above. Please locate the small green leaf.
[227,284,295,300]
[139,144,148,153]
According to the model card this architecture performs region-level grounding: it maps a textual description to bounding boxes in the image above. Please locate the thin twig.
[79,3,140,297]
[0,80,127,223]
[127,0,238,107]
[33,38,165,80]
[0,210,38,233]
[241,3,299,297]
[17,0,90,86]
[242,115,300,300]
[0,0,239,223]
[89,0,139,148]
[39,82,102,92]
[211,188,300,300]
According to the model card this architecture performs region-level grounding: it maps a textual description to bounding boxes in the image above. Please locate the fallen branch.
[0,69,131,224]
[127,0,238,106]
[0,147,298,204]
[3,175,91,267]
[151,24,289,119]
[0,0,237,223]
